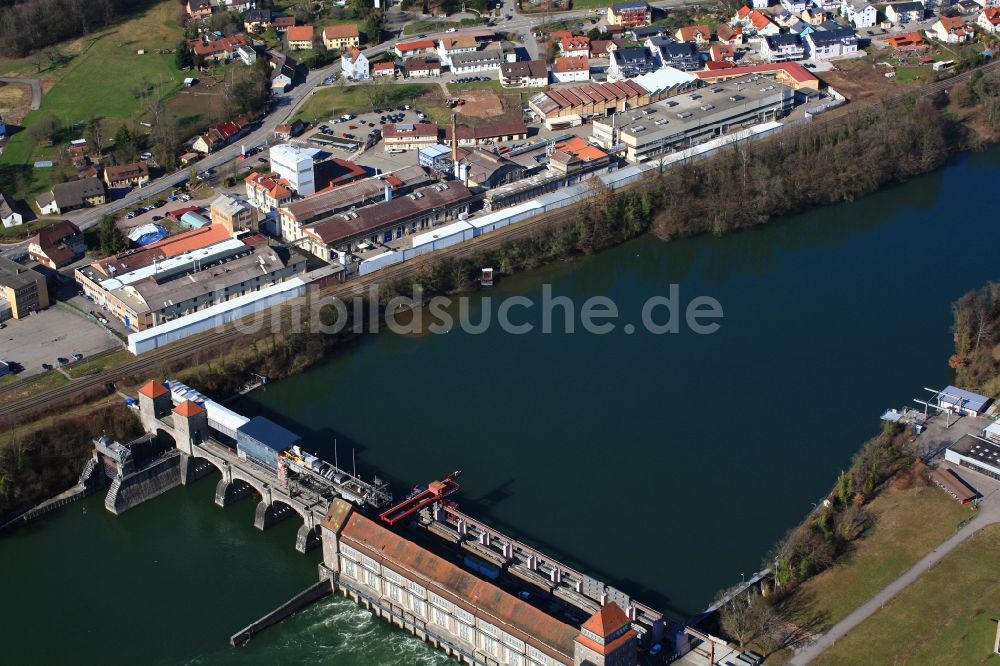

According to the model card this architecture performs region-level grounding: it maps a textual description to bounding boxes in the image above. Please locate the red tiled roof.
[287,25,314,42]
[554,56,589,73]
[582,602,630,637]
[372,61,396,71]
[173,400,205,417]
[138,380,168,399]
[323,23,358,39]
[395,39,436,52]
[338,511,579,661]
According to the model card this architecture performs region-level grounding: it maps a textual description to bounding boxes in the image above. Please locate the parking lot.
[117,193,221,235]
[0,305,121,378]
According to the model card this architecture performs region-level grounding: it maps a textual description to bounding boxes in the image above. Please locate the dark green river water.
[4,147,1000,664]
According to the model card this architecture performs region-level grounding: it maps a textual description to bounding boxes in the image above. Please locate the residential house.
[675,24,713,44]
[979,7,1000,31]
[709,43,736,62]
[801,7,827,24]
[607,1,652,27]
[193,117,249,154]
[382,122,440,151]
[500,60,548,88]
[404,58,441,78]
[804,26,858,59]
[104,161,150,189]
[448,44,504,74]
[394,39,437,58]
[590,39,622,57]
[781,0,808,9]
[28,220,86,268]
[272,16,296,32]
[287,25,314,50]
[0,193,22,228]
[716,23,745,45]
[341,47,369,79]
[274,120,305,140]
[885,1,924,24]
[245,172,293,211]
[628,26,666,41]
[438,34,479,67]
[761,33,806,61]
[646,37,701,71]
[752,0,770,7]
[957,0,982,13]
[372,61,397,78]
[609,46,657,79]
[559,36,591,58]
[734,6,782,35]
[186,0,213,19]
[323,24,360,50]
[190,34,250,64]
[270,52,297,92]
[885,31,929,50]
[36,178,106,215]
[842,0,878,27]
[244,9,272,32]
[931,15,974,41]
[235,45,256,66]
[551,56,591,83]
[975,0,1000,9]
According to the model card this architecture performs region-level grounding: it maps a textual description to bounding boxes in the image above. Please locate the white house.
[559,36,591,58]
[931,15,975,41]
[341,47,369,80]
[978,7,1000,31]
[752,0,770,7]
[437,34,479,67]
[805,26,858,59]
[842,0,878,27]
[885,1,924,24]
[761,33,806,62]
[975,0,1000,9]
[551,56,591,83]
[0,193,22,228]
[781,0,808,11]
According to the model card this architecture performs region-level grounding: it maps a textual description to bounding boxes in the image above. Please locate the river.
[3,147,1000,664]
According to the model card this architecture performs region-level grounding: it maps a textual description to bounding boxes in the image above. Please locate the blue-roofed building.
[236,416,301,469]
[938,385,990,416]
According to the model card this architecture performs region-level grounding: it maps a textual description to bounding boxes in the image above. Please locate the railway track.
[3,60,992,420]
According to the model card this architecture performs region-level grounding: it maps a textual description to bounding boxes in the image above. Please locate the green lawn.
[0,368,69,395]
[293,83,437,123]
[0,0,187,168]
[0,216,66,241]
[783,480,973,633]
[813,523,1000,666]
[65,349,131,378]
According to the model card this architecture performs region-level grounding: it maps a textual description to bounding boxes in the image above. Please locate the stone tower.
[171,400,208,455]
[137,380,171,433]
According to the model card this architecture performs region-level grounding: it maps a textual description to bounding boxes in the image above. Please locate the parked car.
[151,215,163,221]
[72,353,82,361]
[140,151,153,160]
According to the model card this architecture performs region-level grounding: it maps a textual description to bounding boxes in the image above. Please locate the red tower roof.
[582,602,630,637]
[138,380,168,399]
[173,400,206,417]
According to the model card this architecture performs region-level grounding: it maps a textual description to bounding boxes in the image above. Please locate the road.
[0,77,41,110]
[788,471,1000,665]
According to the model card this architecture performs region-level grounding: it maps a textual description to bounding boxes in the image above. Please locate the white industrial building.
[270,143,320,196]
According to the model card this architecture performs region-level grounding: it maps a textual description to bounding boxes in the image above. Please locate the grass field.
[782,475,973,633]
[0,216,67,240]
[0,0,187,168]
[293,83,437,123]
[65,349,131,379]
[812,523,1000,666]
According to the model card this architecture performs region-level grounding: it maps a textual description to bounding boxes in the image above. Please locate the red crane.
[379,471,462,525]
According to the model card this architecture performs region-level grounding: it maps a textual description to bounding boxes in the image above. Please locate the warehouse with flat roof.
[592,74,794,163]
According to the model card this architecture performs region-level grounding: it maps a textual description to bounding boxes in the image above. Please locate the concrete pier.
[230,578,333,647]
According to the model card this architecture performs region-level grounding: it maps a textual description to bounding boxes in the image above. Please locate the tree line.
[0,0,135,58]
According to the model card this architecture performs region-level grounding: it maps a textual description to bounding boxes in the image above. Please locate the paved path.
[0,77,41,110]
[789,480,1000,665]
